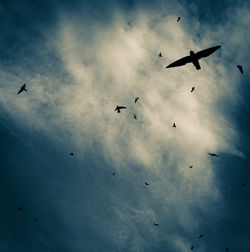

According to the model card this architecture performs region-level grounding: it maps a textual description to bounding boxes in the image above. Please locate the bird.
[225,248,229,251]
[159,52,162,57]
[173,123,176,128]
[69,152,74,156]
[153,223,159,226]
[166,45,221,70]
[189,165,193,168]
[134,114,137,120]
[198,234,204,239]
[112,172,116,176]
[115,105,127,113]
[191,87,195,92]
[208,153,219,157]
[18,83,27,94]
[177,17,181,22]
[145,182,149,186]
[237,65,243,74]
[135,97,139,103]
[35,217,39,222]
[241,183,246,186]
[18,206,23,211]
[191,245,194,250]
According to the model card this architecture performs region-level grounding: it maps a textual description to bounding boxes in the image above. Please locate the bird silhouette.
[241,183,246,186]
[69,152,74,156]
[208,153,219,157]
[173,123,176,128]
[237,65,243,74]
[191,245,194,250]
[18,206,23,211]
[177,17,181,22]
[189,165,193,168]
[225,248,229,251]
[134,114,137,120]
[166,45,221,70]
[191,87,195,92]
[145,182,149,186]
[135,97,139,103]
[159,52,162,57]
[153,223,159,226]
[115,105,127,113]
[112,172,116,176]
[18,83,27,94]
[198,234,204,239]
[35,217,39,222]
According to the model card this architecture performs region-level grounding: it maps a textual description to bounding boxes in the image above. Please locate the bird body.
[198,234,204,239]
[191,245,194,250]
[166,45,221,70]
[69,152,74,156]
[115,105,127,113]
[154,223,159,226]
[135,97,139,103]
[18,83,27,94]
[159,52,162,57]
[208,153,219,157]
[18,206,23,211]
[237,65,243,74]
[134,114,137,120]
[177,17,181,22]
[173,123,176,128]
[189,165,193,168]
[145,182,149,186]
[191,87,195,92]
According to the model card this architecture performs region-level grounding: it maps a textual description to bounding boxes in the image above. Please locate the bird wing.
[196,45,221,59]
[119,106,127,109]
[18,89,22,94]
[166,56,192,68]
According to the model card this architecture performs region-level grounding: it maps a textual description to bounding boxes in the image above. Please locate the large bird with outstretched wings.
[166,45,221,70]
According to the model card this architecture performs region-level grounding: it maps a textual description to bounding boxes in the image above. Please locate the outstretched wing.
[196,45,221,59]
[166,56,192,68]
[119,106,127,109]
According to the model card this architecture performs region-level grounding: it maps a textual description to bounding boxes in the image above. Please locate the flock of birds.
[15,16,246,251]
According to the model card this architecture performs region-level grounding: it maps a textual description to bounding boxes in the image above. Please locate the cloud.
[0,2,249,251]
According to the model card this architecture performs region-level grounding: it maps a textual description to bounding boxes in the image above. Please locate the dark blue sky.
[0,0,250,251]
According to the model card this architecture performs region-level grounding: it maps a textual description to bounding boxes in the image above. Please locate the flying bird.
[145,182,149,186]
[173,123,176,128]
[191,245,194,250]
[237,65,243,74]
[198,234,204,239]
[112,172,116,176]
[35,217,39,222]
[241,183,246,186]
[189,165,193,168]
[69,152,74,156]
[18,83,27,94]
[154,223,159,226]
[225,248,229,251]
[134,114,137,120]
[166,45,221,70]
[177,17,181,22]
[191,86,195,92]
[208,153,219,157]
[159,52,162,57]
[135,97,139,103]
[18,206,23,211]
[115,105,127,113]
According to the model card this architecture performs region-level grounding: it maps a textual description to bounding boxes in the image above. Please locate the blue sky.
[0,0,250,251]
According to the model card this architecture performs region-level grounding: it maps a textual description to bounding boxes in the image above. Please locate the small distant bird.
[135,97,139,103]
[159,52,162,57]
[173,123,176,128]
[112,172,116,176]
[69,152,74,156]
[198,234,204,239]
[18,206,23,211]
[191,245,194,250]
[166,45,221,70]
[241,183,246,186]
[145,182,149,186]
[237,65,243,74]
[191,87,195,92]
[115,105,127,113]
[189,165,193,168]
[154,223,159,226]
[134,114,137,120]
[177,17,181,22]
[18,83,27,94]
[225,248,229,251]
[35,217,39,222]
[208,153,219,157]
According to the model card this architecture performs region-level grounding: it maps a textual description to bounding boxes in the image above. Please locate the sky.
[0,0,250,251]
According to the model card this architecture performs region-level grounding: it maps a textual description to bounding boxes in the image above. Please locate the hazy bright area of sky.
[0,0,250,251]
